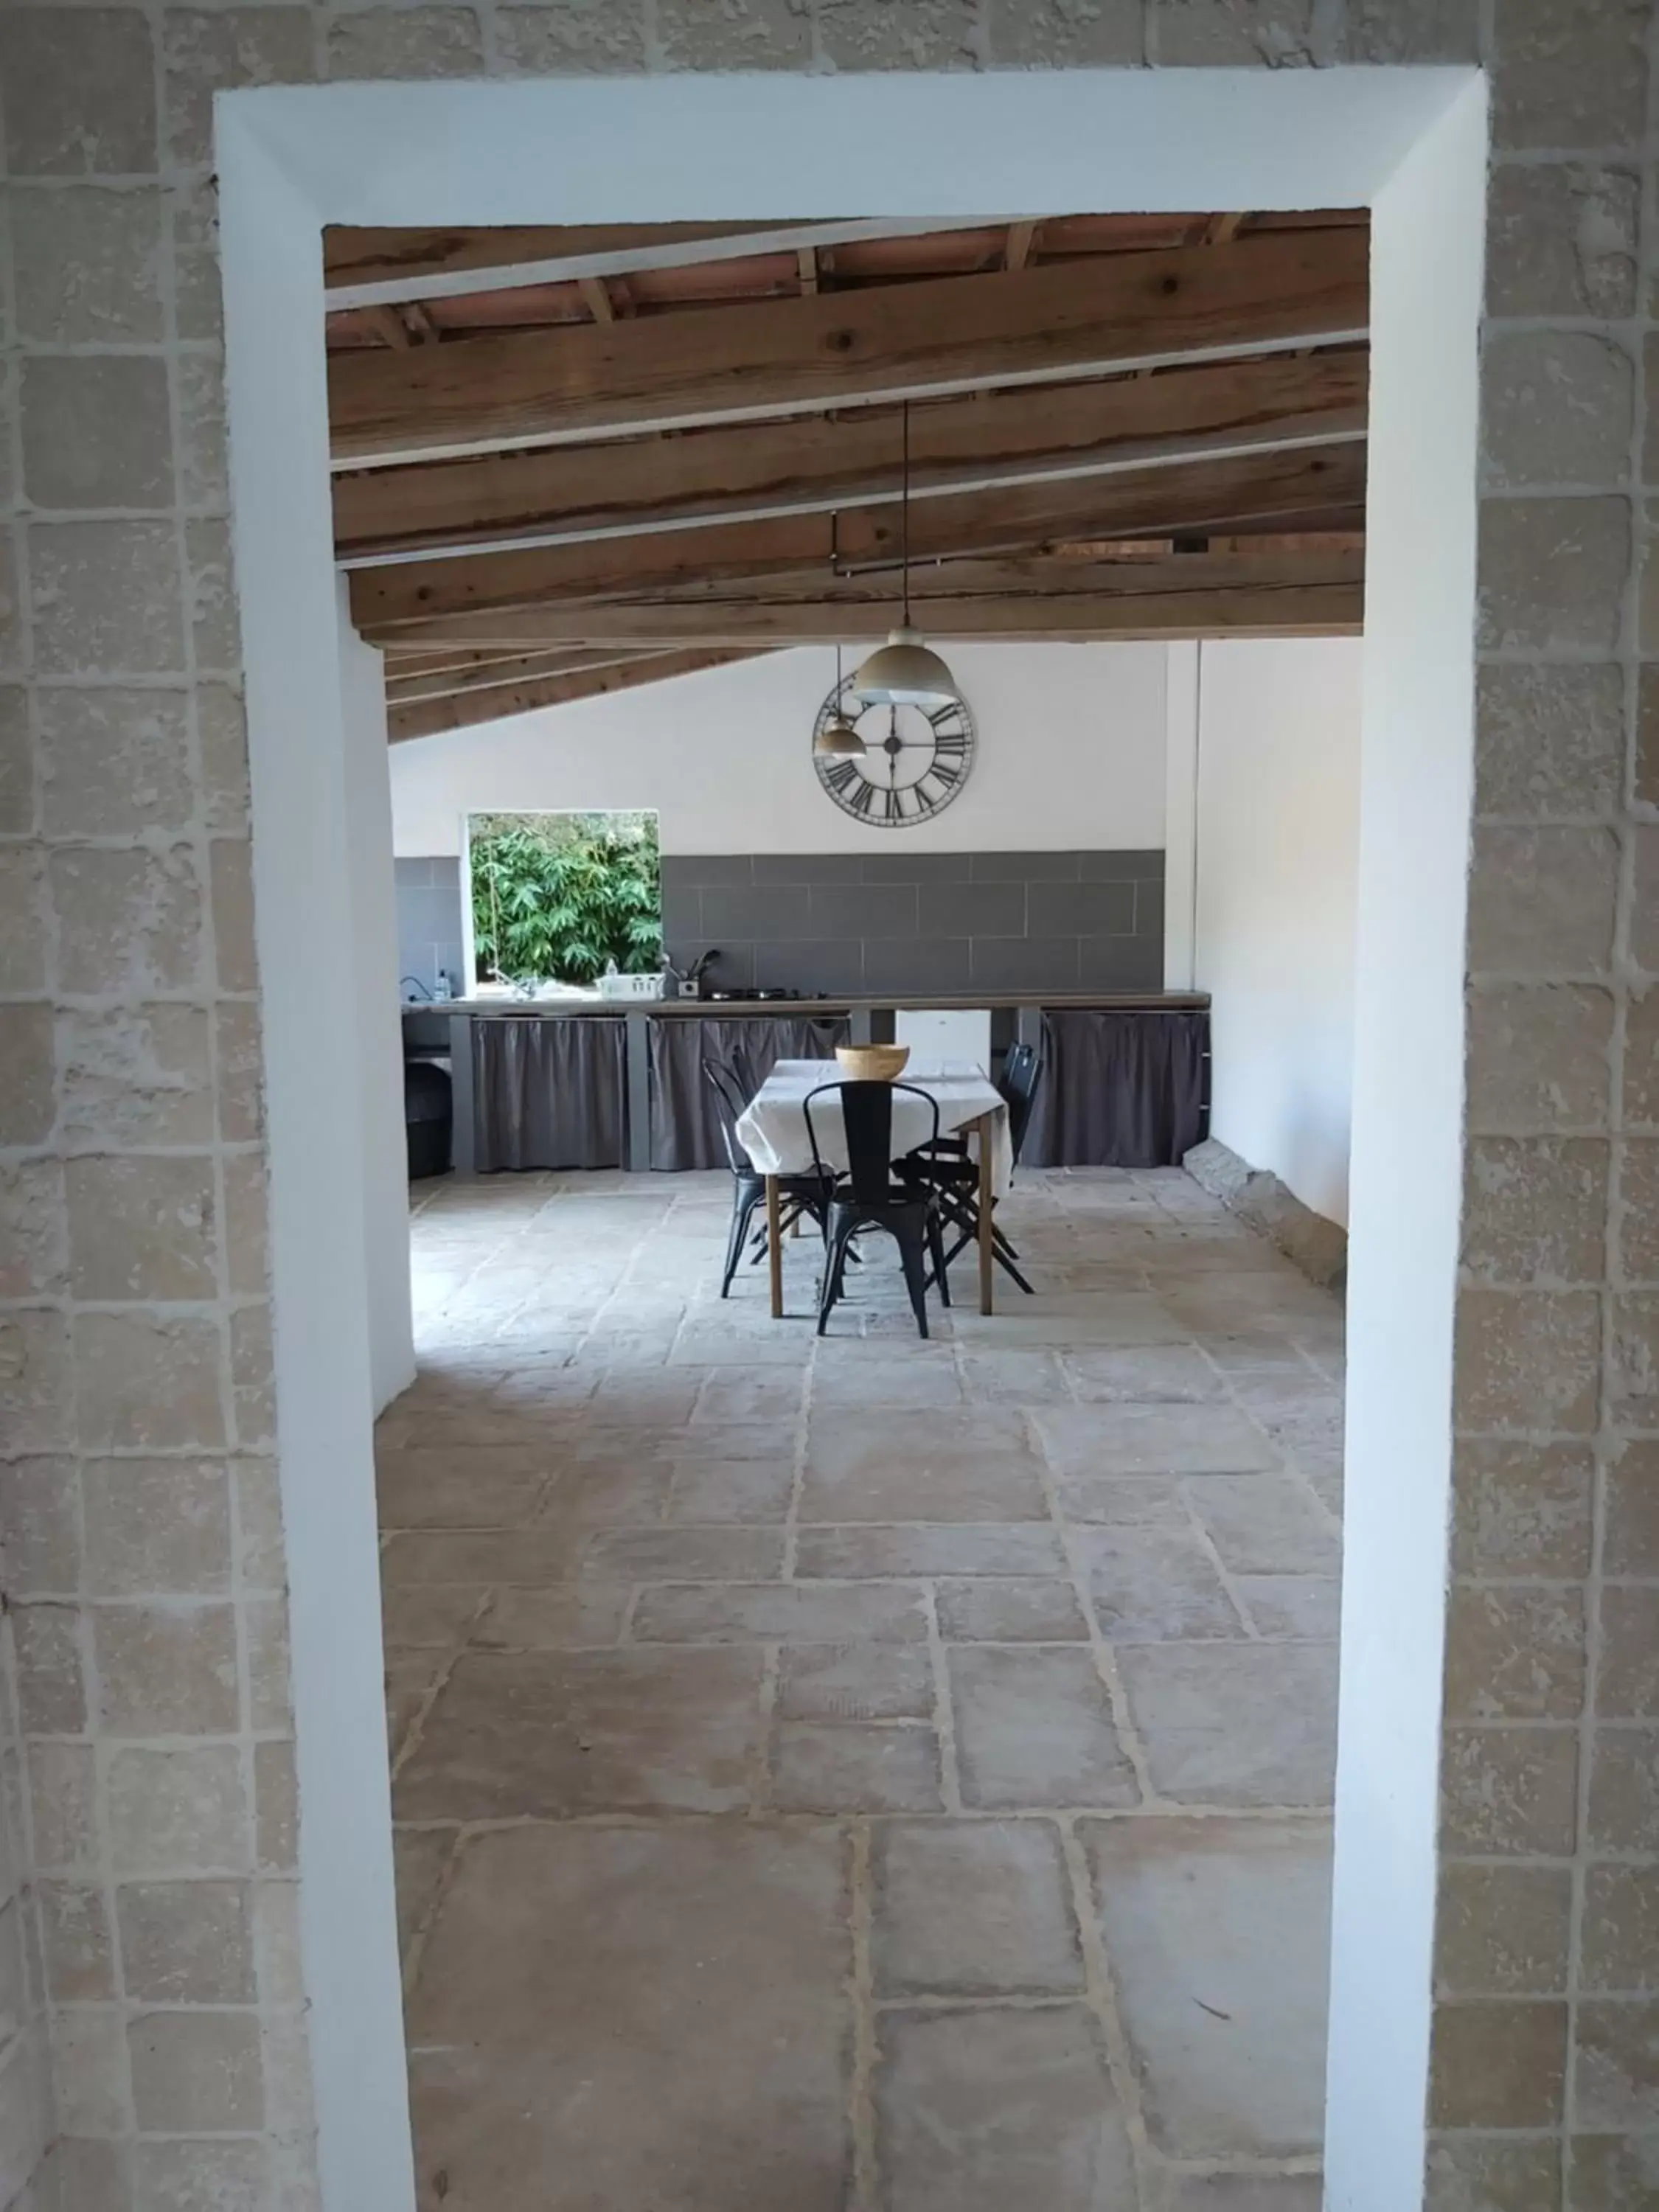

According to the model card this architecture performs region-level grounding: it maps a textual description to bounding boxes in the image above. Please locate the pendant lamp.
[813,636,869,757]
[852,400,961,709]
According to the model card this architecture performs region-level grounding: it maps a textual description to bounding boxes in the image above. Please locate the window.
[464,810,662,997]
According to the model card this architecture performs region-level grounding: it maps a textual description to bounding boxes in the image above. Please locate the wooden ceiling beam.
[387,648,767,744]
[327,227,1368,466]
[323,218,986,310]
[333,349,1368,561]
[367,552,1365,653]
[383,587,1365,655]
[384,647,653,705]
[348,443,1368,630]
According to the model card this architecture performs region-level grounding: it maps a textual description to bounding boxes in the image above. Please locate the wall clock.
[811,681,977,827]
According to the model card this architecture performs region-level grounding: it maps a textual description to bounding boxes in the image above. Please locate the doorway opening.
[220,66,1483,2211]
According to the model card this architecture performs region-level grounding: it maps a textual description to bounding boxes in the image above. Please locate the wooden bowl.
[835,1043,911,1083]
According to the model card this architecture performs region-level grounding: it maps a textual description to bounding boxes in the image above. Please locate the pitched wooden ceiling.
[324,215,1369,744]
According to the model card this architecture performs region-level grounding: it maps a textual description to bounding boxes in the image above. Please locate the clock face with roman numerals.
[812,681,976,829]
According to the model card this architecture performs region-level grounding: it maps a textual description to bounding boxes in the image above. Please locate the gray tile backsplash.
[397,855,465,998]
[396,849,1166,1001]
[663,850,1164,998]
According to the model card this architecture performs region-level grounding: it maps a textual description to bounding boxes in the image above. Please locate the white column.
[1162,641,1200,990]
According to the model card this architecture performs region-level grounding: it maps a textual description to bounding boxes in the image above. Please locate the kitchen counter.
[403,994,1211,1175]
[412,991,1209,1017]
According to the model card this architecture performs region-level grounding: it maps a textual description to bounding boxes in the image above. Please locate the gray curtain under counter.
[473,1016,628,1172]
[648,1015,850,1171]
[1023,1008,1210,1169]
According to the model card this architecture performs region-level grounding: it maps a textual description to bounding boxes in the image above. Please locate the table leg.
[766,1175,784,1318]
[977,1114,995,1316]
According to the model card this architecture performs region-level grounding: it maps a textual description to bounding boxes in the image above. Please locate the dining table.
[733,1058,1015,1319]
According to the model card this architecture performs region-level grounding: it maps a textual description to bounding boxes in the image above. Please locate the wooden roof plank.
[327,228,1368,466]
[324,218,986,309]
[387,647,767,743]
[333,348,1368,560]
[380,584,1365,656]
[347,443,1368,630]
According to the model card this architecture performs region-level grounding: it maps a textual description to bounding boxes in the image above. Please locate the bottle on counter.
[432,971,451,1004]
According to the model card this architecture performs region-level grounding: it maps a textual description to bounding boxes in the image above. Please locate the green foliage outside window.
[467,810,662,988]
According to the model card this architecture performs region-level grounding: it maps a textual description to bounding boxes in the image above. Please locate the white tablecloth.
[734,1059,1013,1197]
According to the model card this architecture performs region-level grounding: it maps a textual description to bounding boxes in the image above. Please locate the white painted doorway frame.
[217,66,1486,2212]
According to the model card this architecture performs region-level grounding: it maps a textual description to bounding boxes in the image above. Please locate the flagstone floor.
[380,1166,1345,2212]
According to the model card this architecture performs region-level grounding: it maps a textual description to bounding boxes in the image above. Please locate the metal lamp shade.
[852,625,961,709]
[813,714,869,757]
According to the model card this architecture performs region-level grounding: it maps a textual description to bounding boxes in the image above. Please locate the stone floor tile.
[669,1318,813,1363]
[1235,1576,1343,1640]
[1119,1644,1339,1806]
[665,1455,798,1521]
[813,1355,968,1410]
[950,1646,1139,1809]
[587,1372,705,1424]
[470,1585,632,1648]
[1155,2177,1324,2212]
[1054,1474,1192,1528]
[772,1722,942,1812]
[955,1348,1069,1404]
[535,1458,676,1529]
[580,1525,786,1582]
[649,1421,793,1465]
[375,1447,552,1530]
[692,1369,807,1423]
[380,1529,584,1585]
[876,2005,1136,2211]
[1082,1817,1332,2158]
[1188,1475,1340,1575]
[794,1523,1065,1579]
[935,1576,1089,1641]
[1034,1403,1279,1478]
[392,1647,765,1820]
[1074,1526,1248,1644]
[950,1289,1189,1348]
[394,1826,454,1961]
[801,1412,1049,1522]
[396,1166,1346,2198]
[406,1823,850,2211]
[872,1820,1085,1996]
[632,1579,929,1644]
[379,1583,490,1650]
[386,1650,443,1756]
[1062,1346,1225,1400]
[775,1642,936,1722]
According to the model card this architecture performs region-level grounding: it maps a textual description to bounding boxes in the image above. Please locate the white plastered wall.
[1324,77,1485,2212]
[217,66,1483,2211]
[337,582,416,1411]
[1194,636,1365,1226]
[389,642,1169,857]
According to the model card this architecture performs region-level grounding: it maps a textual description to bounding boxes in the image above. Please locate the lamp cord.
[900,400,911,628]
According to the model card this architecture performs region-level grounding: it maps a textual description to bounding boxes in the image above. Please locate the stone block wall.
[0,1,1652,2207]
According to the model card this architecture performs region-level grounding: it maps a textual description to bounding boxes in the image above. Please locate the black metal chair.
[803,1079,952,1338]
[703,1059,833,1298]
[907,1043,1046,1294]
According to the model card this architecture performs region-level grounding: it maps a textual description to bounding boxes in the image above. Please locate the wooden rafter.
[333,349,1368,561]
[349,444,1368,631]
[327,228,1368,466]
[374,558,1365,657]
[322,219,991,307]
[384,647,653,705]
[387,648,767,743]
